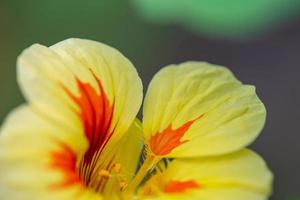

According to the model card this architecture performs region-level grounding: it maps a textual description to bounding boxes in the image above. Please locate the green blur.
[132,0,300,38]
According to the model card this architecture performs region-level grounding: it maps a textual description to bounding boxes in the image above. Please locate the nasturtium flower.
[0,38,272,200]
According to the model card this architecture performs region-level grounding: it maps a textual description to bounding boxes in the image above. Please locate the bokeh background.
[0,1,299,199]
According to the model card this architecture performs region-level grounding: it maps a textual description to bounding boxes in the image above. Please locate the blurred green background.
[132,0,300,39]
[0,1,299,199]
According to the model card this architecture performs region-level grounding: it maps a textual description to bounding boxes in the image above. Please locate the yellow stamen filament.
[97,158,160,198]
[125,155,160,194]
[113,163,121,173]
[119,180,128,191]
[98,169,110,178]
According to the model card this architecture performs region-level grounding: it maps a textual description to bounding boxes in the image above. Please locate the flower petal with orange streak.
[0,38,143,200]
[143,62,266,158]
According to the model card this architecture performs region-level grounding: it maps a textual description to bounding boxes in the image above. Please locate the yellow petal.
[143,61,266,157]
[50,39,143,144]
[141,149,273,200]
[143,189,268,200]
[17,38,142,179]
[0,106,101,200]
[18,38,143,156]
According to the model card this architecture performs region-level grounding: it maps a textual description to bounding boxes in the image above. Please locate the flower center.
[52,69,200,198]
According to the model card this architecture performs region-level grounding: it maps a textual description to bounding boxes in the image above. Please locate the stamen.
[98,169,110,178]
[113,163,121,173]
[119,180,128,191]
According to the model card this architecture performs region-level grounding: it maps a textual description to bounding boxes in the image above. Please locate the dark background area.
[0,1,299,199]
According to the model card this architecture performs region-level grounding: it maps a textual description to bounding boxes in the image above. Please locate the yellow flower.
[0,38,272,200]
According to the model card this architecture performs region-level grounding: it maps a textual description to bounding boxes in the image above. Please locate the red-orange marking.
[149,114,204,155]
[65,73,114,165]
[54,71,114,187]
[164,180,199,193]
[50,144,82,188]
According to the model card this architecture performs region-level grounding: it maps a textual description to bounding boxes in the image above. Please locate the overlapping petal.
[0,106,100,200]
[143,62,266,157]
[140,149,273,200]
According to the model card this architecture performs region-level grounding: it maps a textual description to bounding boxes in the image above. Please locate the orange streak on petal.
[50,144,83,188]
[164,180,200,193]
[65,72,114,166]
[149,114,204,156]
[60,71,115,186]
[49,71,115,189]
